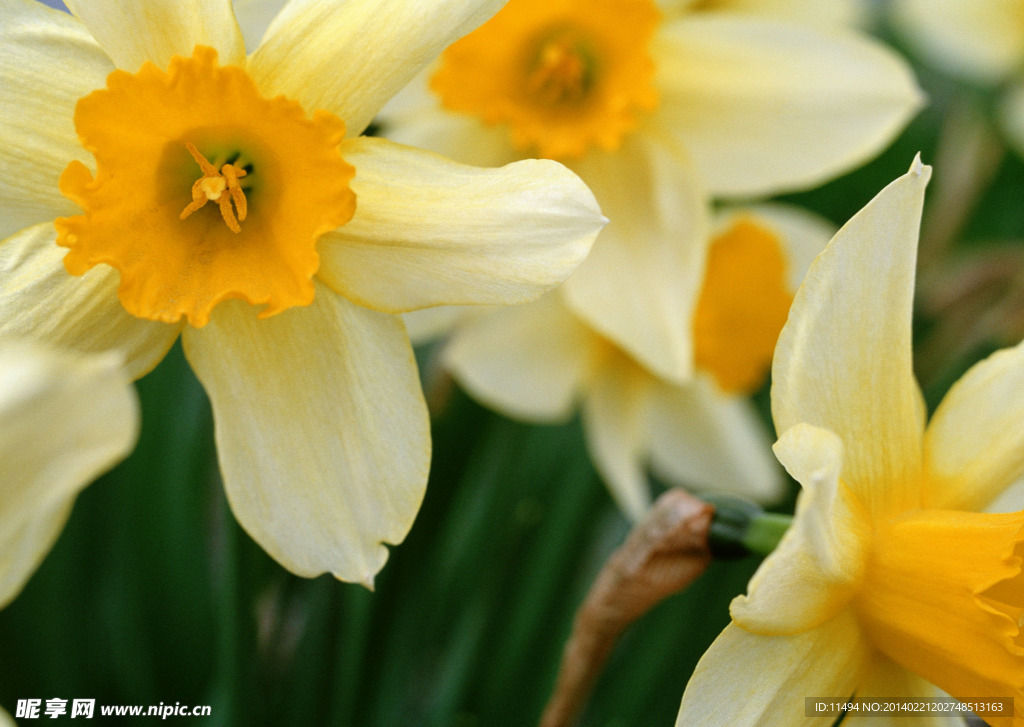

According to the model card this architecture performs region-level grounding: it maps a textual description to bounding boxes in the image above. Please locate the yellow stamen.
[179,142,249,233]
[527,35,590,105]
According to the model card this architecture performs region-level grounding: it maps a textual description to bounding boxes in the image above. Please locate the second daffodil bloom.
[893,0,1024,158]
[444,205,833,519]
[381,0,921,382]
[677,157,1024,725]
[0,0,604,585]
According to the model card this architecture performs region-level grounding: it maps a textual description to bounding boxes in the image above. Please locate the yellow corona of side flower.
[677,158,1024,726]
[0,341,138,609]
[0,0,605,586]
[382,0,921,382]
[444,205,834,519]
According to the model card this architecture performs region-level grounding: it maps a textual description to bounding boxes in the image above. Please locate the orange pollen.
[179,142,249,233]
[527,38,589,105]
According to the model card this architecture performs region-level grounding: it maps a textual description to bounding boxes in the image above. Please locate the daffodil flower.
[677,158,1024,726]
[382,0,921,382]
[444,205,834,519]
[893,0,1024,158]
[893,0,1024,85]
[0,0,604,585]
[0,341,138,609]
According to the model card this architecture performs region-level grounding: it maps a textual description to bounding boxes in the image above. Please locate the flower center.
[692,218,793,394]
[55,46,356,327]
[179,142,249,233]
[857,510,1024,715]
[526,27,595,106]
[430,0,660,159]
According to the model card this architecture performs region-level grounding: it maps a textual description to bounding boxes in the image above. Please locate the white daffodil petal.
[646,375,783,504]
[924,339,1024,512]
[847,657,966,726]
[676,613,870,727]
[718,204,835,292]
[730,424,866,635]
[0,343,138,608]
[318,137,602,313]
[582,353,652,521]
[444,293,592,423]
[655,16,922,196]
[249,0,505,136]
[0,0,113,240]
[183,287,430,585]
[562,132,711,384]
[892,0,1024,83]
[771,158,930,517]
[0,224,180,380]
[63,0,245,71]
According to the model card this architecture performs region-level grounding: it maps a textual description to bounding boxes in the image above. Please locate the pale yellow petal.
[64,0,245,72]
[689,0,870,28]
[676,612,871,727]
[646,374,783,503]
[248,0,505,136]
[731,423,868,635]
[0,0,113,239]
[0,704,14,727]
[654,16,923,196]
[0,342,139,607]
[986,479,1024,514]
[402,305,475,346]
[892,0,1024,83]
[667,0,868,27]
[0,494,71,610]
[182,286,430,585]
[847,656,967,726]
[444,293,591,422]
[998,82,1024,159]
[232,0,288,51]
[378,66,520,169]
[318,137,602,312]
[771,158,930,517]
[581,350,652,521]
[0,224,180,379]
[718,203,835,292]
[562,132,711,383]
[924,339,1024,512]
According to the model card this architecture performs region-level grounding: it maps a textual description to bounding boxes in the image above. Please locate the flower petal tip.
[908,153,932,182]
